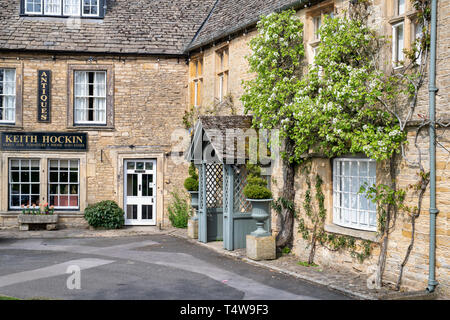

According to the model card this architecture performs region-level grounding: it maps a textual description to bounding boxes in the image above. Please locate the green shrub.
[84,200,124,229]
[184,163,199,191]
[184,177,199,191]
[168,191,190,228]
[243,164,272,200]
[243,184,272,199]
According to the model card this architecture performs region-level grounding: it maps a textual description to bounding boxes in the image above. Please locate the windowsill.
[66,126,114,131]
[20,14,103,20]
[389,16,405,24]
[0,124,23,130]
[309,39,321,48]
[324,224,379,242]
[0,211,83,216]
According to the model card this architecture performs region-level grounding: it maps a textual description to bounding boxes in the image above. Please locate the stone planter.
[18,214,58,231]
[247,198,272,237]
[246,198,275,261]
[188,191,199,210]
[187,191,199,239]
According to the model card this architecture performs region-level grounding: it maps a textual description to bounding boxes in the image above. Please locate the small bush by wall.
[84,200,125,229]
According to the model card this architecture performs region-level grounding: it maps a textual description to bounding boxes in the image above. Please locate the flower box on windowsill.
[18,214,58,231]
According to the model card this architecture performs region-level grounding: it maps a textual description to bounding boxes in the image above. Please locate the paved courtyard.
[0,234,350,300]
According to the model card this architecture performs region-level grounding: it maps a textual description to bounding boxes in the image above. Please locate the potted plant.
[18,202,58,231]
[184,163,199,210]
[243,164,272,237]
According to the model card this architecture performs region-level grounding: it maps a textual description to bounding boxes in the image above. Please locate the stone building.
[0,0,216,228]
[184,0,449,297]
[0,0,448,297]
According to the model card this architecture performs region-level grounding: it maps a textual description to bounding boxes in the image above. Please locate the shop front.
[0,132,88,216]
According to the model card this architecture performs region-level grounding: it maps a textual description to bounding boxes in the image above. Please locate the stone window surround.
[114,152,165,228]
[0,62,23,130]
[388,0,420,69]
[67,64,114,130]
[215,45,229,102]
[0,151,87,213]
[318,156,385,242]
[189,55,204,108]
[305,0,334,65]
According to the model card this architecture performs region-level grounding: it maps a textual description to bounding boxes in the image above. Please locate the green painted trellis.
[186,116,271,250]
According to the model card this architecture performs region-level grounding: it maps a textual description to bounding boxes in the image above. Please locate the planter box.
[18,214,58,231]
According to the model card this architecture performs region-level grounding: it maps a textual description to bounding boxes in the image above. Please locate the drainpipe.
[427,0,439,293]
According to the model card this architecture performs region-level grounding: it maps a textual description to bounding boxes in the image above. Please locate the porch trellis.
[186,116,272,251]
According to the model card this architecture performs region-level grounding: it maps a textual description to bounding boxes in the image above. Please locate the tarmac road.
[0,235,351,300]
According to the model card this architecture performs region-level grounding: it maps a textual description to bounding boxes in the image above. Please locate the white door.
[124,160,157,226]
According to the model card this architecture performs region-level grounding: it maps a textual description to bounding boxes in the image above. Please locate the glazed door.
[124,160,156,226]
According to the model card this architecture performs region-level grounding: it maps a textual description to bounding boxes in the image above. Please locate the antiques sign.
[0,132,87,151]
[37,70,51,122]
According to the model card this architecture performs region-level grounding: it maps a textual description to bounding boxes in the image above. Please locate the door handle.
[139,185,142,192]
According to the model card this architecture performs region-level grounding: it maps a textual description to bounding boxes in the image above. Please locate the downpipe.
[427,0,439,293]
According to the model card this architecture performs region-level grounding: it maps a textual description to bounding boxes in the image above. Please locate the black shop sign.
[0,132,87,151]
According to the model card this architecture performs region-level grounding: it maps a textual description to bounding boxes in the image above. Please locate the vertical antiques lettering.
[38,70,51,122]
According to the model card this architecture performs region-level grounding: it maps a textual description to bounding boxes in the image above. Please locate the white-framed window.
[9,159,41,209]
[313,15,321,40]
[82,0,99,16]
[190,58,203,107]
[74,71,106,124]
[397,0,406,15]
[216,48,228,102]
[44,0,61,15]
[333,158,377,232]
[392,22,404,66]
[48,159,79,209]
[218,74,224,102]
[25,0,42,14]
[0,68,16,124]
[413,22,423,63]
[63,0,81,16]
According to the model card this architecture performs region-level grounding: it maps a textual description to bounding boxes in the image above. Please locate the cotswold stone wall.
[270,127,449,297]
[190,0,449,297]
[0,53,189,228]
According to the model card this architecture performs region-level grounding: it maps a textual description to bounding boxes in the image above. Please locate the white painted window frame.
[82,0,100,17]
[74,70,107,125]
[48,159,80,210]
[313,15,322,40]
[392,21,405,68]
[9,159,41,209]
[44,0,62,15]
[397,0,406,15]
[25,0,43,15]
[63,0,81,16]
[413,22,423,65]
[0,68,16,124]
[333,158,377,232]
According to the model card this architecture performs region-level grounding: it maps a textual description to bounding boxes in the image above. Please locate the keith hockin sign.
[0,132,87,151]
[37,70,51,122]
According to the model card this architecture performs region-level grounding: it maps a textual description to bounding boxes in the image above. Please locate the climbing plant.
[242,9,306,250]
[243,0,441,291]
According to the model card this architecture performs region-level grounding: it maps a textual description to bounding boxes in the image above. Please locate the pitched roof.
[186,0,311,51]
[0,0,216,55]
[186,115,255,164]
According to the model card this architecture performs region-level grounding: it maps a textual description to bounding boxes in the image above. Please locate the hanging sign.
[0,132,87,151]
[37,70,51,122]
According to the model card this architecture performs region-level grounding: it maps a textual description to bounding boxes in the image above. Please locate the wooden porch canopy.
[185,115,271,251]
